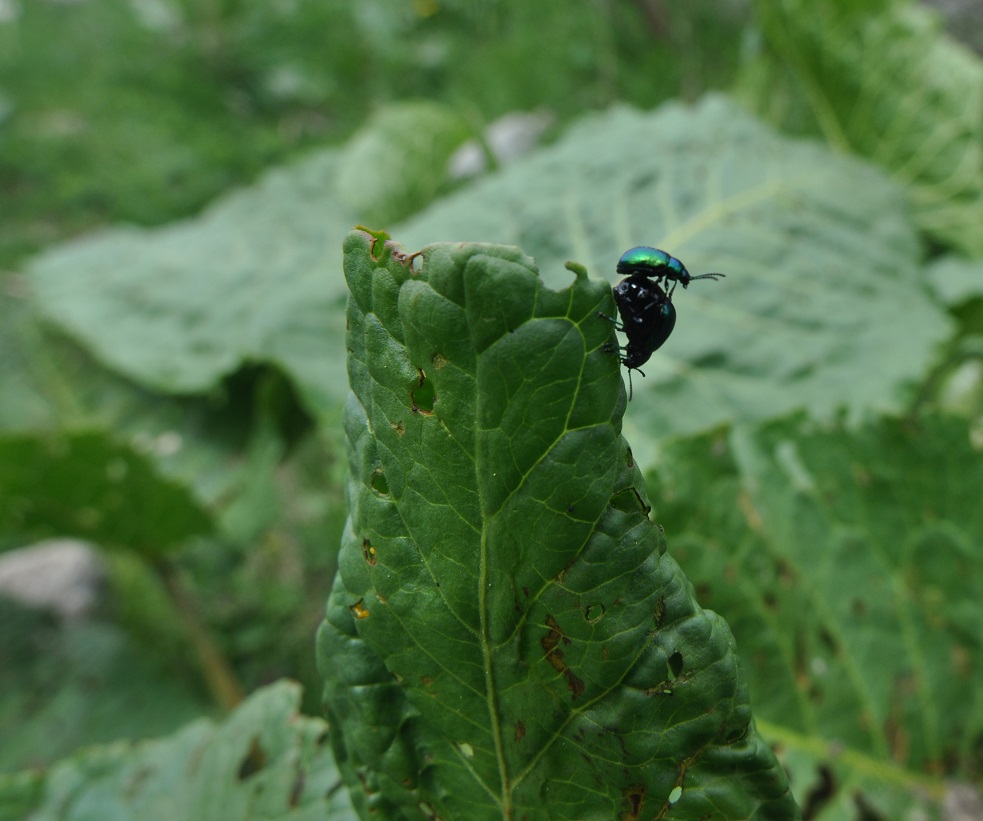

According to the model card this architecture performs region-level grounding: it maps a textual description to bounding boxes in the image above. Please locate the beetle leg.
[596,311,626,331]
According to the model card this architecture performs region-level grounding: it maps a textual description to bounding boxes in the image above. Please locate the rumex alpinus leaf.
[648,413,983,817]
[0,681,356,820]
[317,229,799,820]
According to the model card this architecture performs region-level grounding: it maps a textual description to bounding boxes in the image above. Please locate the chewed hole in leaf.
[237,737,267,780]
[609,486,651,515]
[622,783,646,819]
[668,651,684,679]
[357,226,392,261]
[391,247,424,273]
[350,599,370,620]
[412,369,435,413]
[585,603,605,623]
[362,538,377,565]
[371,469,389,495]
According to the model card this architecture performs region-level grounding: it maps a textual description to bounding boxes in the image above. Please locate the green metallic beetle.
[616,246,725,297]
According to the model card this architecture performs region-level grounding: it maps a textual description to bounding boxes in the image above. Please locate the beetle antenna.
[690,272,726,282]
[626,366,647,401]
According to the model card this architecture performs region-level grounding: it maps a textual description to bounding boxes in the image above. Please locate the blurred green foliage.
[0,0,746,267]
[1,0,983,818]
[0,0,749,768]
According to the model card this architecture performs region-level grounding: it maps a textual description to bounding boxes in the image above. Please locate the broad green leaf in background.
[317,230,799,820]
[27,95,952,450]
[334,101,472,227]
[0,430,211,556]
[923,256,983,421]
[2,265,348,740]
[1,281,307,546]
[0,680,357,821]
[647,413,983,819]
[0,278,59,432]
[0,612,212,777]
[393,95,952,460]
[27,150,355,423]
[927,255,983,308]
[743,0,983,256]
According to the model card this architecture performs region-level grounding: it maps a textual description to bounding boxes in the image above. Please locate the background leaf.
[317,230,798,820]
[647,413,983,817]
[0,612,212,777]
[26,97,951,454]
[0,430,212,556]
[742,0,983,256]
[27,150,355,423]
[334,101,472,226]
[394,96,951,457]
[0,680,357,821]
[927,255,983,308]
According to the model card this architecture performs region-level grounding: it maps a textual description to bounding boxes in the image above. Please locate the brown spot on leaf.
[541,615,585,699]
[621,783,645,820]
[654,596,667,628]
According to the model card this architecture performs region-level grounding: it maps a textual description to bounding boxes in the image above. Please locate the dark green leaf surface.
[317,230,799,820]
[0,430,212,555]
[745,0,983,256]
[648,414,983,817]
[394,96,951,453]
[27,150,355,421]
[0,680,356,821]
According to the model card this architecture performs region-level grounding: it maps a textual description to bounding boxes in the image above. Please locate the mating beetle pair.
[599,246,725,398]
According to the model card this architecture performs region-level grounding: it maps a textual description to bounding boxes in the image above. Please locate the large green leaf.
[394,96,951,459]
[317,230,799,820]
[334,101,471,227]
[926,255,983,307]
[0,615,211,777]
[1,282,302,548]
[0,430,212,555]
[0,680,357,821]
[28,97,953,445]
[647,413,983,818]
[743,0,983,256]
[27,150,355,422]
